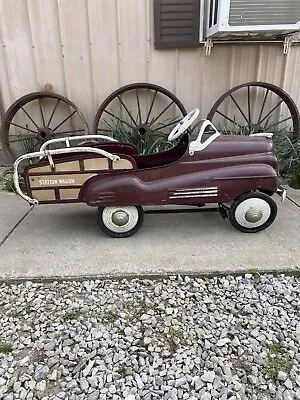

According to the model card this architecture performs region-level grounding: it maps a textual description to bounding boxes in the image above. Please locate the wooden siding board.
[117,0,148,84]
[87,0,120,110]
[0,26,13,114]
[57,0,94,129]
[26,0,66,95]
[0,0,37,99]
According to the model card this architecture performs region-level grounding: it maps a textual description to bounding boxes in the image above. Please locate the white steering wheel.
[168,108,200,141]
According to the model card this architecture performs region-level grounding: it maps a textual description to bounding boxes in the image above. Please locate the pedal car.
[13,109,286,237]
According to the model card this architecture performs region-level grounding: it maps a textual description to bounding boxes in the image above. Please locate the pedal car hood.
[193,134,274,158]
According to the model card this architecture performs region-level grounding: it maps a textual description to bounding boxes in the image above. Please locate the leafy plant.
[103,309,118,324]
[0,342,13,354]
[62,309,86,321]
[20,132,37,154]
[272,129,300,189]
[263,343,292,383]
[2,170,26,193]
[249,268,261,279]
[102,118,177,154]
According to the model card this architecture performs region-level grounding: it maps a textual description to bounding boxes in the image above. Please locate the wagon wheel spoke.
[47,99,60,127]
[39,99,46,127]
[9,122,38,135]
[8,135,38,143]
[247,86,251,126]
[258,100,284,125]
[102,109,135,129]
[215,110,242,128]
[117,95,137,127]
[154,118,182,131]
[265,115,293,130]
[229,94,249,124]
[52,110,77,131]
[145,90,157,124]
[56,129,86,135]
[257,89,269,124]
[96,128,115,133]
[136,89,142,124]
[149,100,175,126]
[21,107,39,129]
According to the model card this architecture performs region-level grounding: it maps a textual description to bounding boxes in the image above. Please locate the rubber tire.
[97,206,144,238]
[229,192,277,233]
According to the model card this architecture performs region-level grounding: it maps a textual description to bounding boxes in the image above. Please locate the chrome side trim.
[170,193,218,199]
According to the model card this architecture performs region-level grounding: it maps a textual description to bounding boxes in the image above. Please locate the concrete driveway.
[0,189,299,280]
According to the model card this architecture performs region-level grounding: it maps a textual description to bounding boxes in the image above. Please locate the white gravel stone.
[83,361,95,377]
[201,371,215,383]
[216,338,231,347]
[200,393,211,400]
[36,380,47,392]
[284,378,294,390]
[0,378,7,386]
[124,327,132,336]
[278,371,288,381]
[79,377,89,391]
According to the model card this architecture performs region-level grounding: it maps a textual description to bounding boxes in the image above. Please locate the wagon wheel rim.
[0,92,89,163]
[93,83,187,153]
[207,82,300,139]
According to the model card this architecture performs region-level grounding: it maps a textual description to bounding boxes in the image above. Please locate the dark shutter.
[154,0,200,49]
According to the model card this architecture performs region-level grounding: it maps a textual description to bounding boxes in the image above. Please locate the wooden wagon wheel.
[207,82,300,139]
[0,92,89,163]
[93,83,187,153]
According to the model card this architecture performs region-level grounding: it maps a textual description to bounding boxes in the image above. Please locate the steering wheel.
[168,108,200,141]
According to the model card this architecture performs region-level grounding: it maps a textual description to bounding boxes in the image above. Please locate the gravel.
[0,273,299,399]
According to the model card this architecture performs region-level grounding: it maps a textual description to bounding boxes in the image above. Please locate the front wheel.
[97,206,144,238]
[229,192,277,233]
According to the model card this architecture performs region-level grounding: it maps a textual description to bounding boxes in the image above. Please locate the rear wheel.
[97,206,144,238]
[229,192,277,233]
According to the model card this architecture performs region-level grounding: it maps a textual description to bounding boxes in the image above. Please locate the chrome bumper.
[277,186,287,202]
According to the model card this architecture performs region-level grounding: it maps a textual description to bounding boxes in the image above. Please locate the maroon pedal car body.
[79,135,277,207]
[21,127,282,237]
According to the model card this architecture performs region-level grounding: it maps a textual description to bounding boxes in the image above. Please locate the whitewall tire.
[98,206,144,238]
[229,192,277,233]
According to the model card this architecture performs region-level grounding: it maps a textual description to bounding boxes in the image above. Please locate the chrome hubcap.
[112,210,129,226]
[102,206,139,233]
[234,198,271,228]
[245,207,263,223]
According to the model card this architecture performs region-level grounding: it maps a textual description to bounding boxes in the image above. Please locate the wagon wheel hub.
[37,127,55,141]
[135,124,150,137]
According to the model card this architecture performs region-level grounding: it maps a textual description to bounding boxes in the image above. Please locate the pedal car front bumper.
[277,186,287,201]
